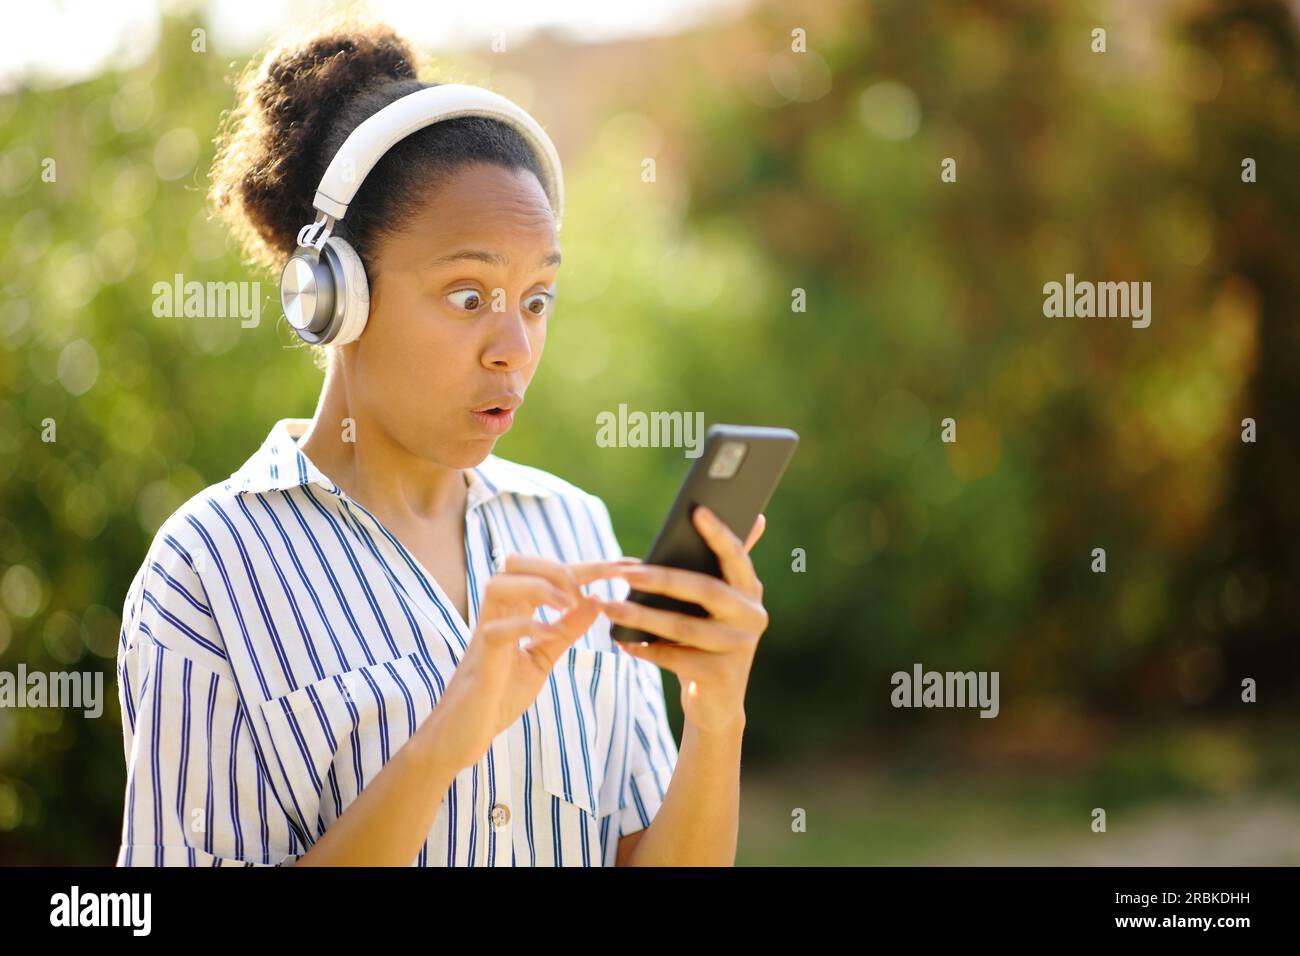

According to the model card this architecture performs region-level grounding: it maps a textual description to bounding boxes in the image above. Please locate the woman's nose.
[483,310,535,368]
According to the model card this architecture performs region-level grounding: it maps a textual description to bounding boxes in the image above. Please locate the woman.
[115,18,769,867]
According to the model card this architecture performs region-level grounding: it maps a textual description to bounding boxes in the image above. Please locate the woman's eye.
[525,292,554,316]
[447,289,484,312]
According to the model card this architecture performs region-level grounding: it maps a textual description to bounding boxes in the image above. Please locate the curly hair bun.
[209,16,420,274]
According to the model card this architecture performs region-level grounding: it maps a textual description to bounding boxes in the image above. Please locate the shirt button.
[489,803,510,828]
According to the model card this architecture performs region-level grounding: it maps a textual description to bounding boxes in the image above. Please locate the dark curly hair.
[208,15,550,367]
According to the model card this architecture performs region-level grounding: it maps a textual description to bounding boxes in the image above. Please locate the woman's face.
[346,161,560,468]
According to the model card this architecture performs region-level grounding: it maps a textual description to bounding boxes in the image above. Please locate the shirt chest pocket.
[534,645,628,821]
[257,651,444,841]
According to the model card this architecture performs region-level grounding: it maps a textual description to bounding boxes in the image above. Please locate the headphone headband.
[311,83,564,227]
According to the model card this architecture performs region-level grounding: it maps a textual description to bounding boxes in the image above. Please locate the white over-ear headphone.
[279,83,565,346]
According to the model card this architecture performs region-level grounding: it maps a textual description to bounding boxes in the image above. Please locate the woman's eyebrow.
[426,249,562,268]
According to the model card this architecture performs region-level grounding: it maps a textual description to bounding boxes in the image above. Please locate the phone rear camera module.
[708,440,748,479]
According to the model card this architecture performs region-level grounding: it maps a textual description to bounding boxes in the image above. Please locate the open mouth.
[470,404,517,433]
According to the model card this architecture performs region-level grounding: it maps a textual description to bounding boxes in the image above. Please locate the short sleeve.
[579,493,680,837]
[115,530,303,866]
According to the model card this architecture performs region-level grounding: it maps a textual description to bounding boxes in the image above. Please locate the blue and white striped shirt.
[115,417,679,866]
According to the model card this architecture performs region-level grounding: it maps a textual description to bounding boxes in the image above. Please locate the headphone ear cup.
[321,236,370,346]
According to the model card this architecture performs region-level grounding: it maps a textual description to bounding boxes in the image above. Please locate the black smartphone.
[610,423,799,644]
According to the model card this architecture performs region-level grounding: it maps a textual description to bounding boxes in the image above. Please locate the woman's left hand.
[600,506,768,737]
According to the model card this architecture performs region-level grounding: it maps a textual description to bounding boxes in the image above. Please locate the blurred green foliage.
[1,1,1297,863]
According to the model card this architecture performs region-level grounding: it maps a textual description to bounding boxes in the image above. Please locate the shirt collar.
[225,418,558,506]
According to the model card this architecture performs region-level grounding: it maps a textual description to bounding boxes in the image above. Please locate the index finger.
[692,505,762,599]
[502,554,638,598]
[569,559,643,588]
